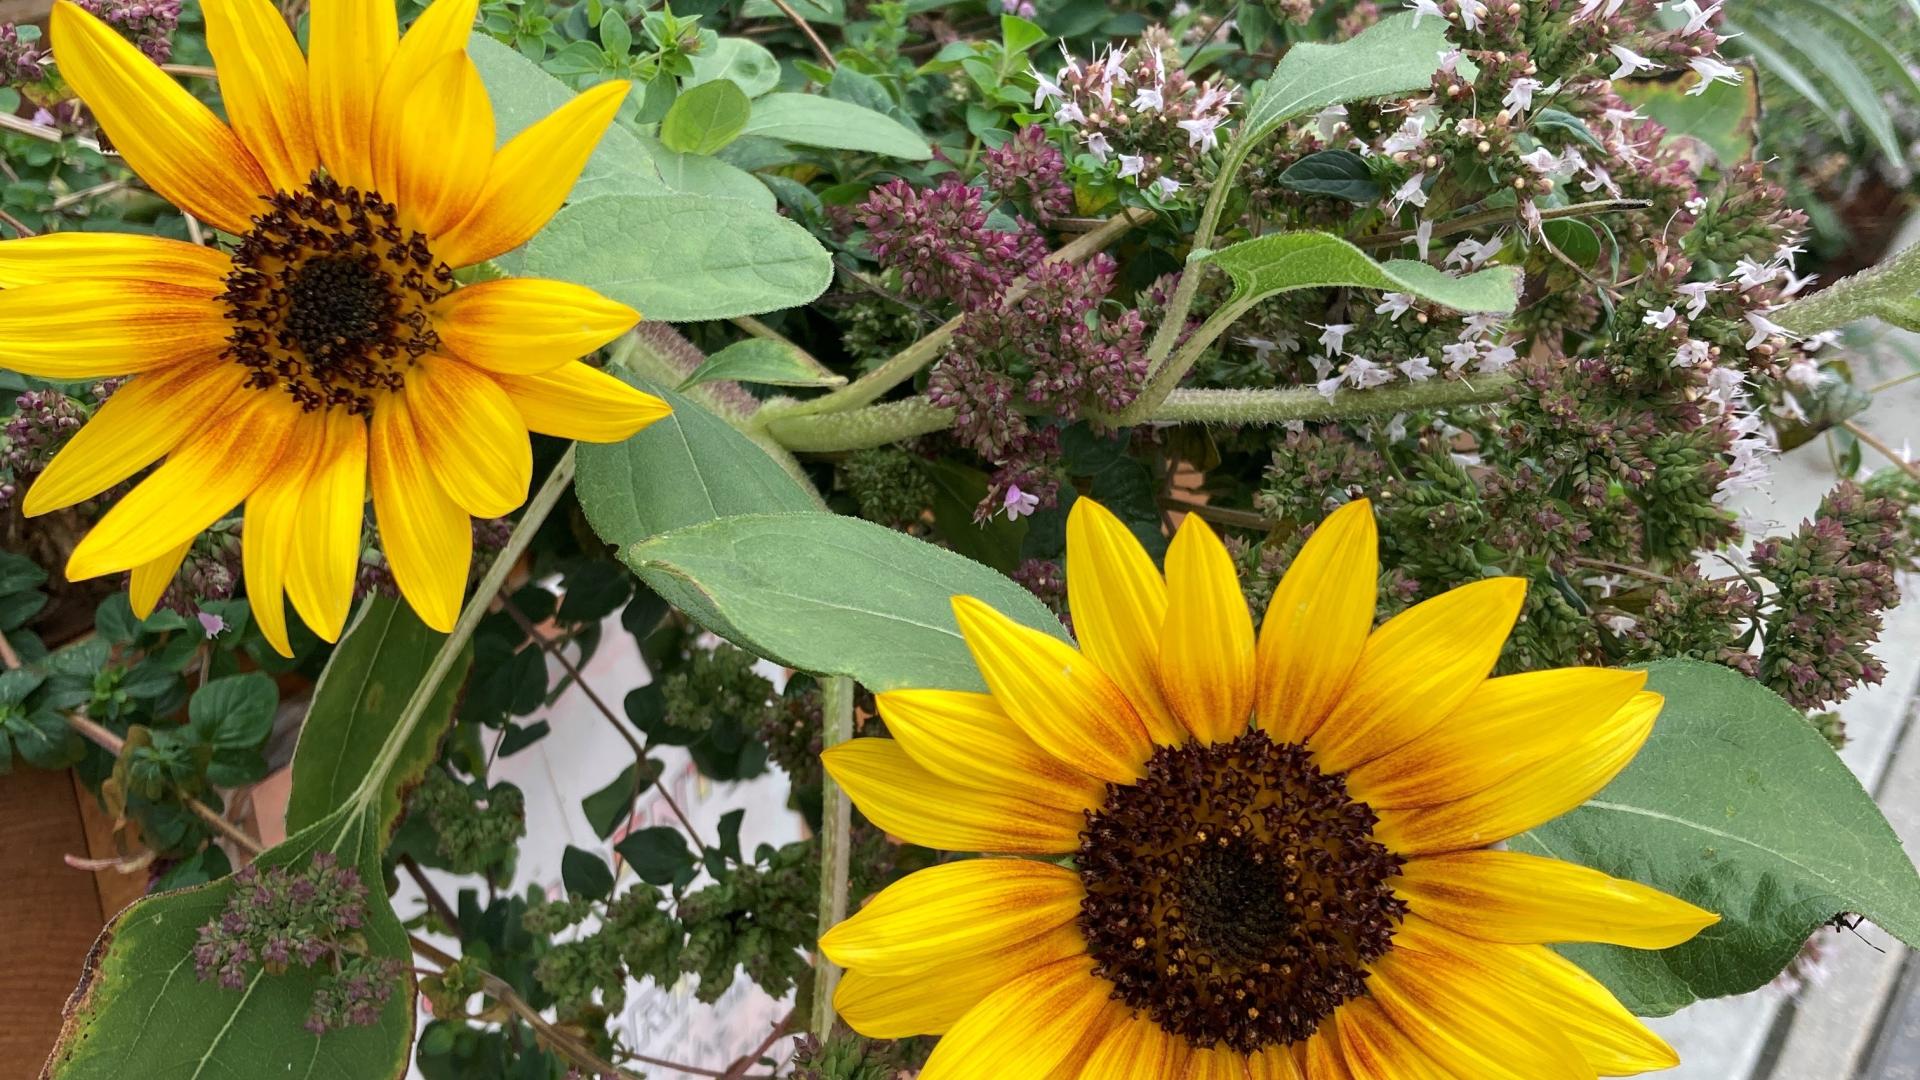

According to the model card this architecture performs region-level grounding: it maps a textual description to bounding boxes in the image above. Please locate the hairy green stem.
[811,675,855,1039]
[1139,141,1250,382]
[1149,374,1515,424]
[1122,295,1257,424]
[765,397,955,452]
[1774,238,1920,335]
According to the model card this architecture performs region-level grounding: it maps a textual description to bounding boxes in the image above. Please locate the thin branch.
[1156,496,1276,532]
[399,854,461,935]
[811,676,854,1039]
[62,711,268,855]
[1843,419,1920,482]
[722,1012,795,1079]
[1356,198,1651,251]
[160,63,217,78]
[765,0,838,70]
[52,179,126,210]
[499,596,710,854]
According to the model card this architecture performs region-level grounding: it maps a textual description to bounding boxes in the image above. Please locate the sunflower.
[820,498,1717,1079]
[1,0,669,653]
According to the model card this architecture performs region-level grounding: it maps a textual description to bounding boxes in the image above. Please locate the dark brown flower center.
[1076,731,1405,1054]
[220,173,453,414]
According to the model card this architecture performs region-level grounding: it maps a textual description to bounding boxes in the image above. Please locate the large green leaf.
[469,33,772,209]
[518,193,831,321]
[285,597,470,836]
[1238,13,1449,148]
[678,338,847,391]
[1514,660,1920,1016]
[575,372,818,551]
[687,36,782,98]
[1204,232,1522,311]
[622,512,1069,692]
[741,93,932,160]
[661,79,752,156]
[45,805,411,1080]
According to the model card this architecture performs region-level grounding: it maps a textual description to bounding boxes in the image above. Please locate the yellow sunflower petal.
[378,50,493,237]
[0,282,230,379]
[1397,849,1717,950]
[1395,915,1673,1076]
[1333,998,1455,1080]
[1374,690,1661,856]
[23,362,246,516]
[373,0,480,125]
[201,0,316,193]
[1304,1028,1357,1080]
[433,279,640,375]
[434,79,630,267]
[1157,513,1256,745]
[820,859,1083,976]
[1308,577,1528,774]
[129,539,192,619]
[1347,668,1647,809]
[49,1,268,233]
[308,0,396,189]
[1182,1043,1249,1080]
[916,958,1115,1080]
[836,923,1085,1039]
[245,414,325,657]
[369,389,471,632]
[1366,930,1593,1080]
[0,233,229,289]
[1250,1045,1305,1080]
[1256,499,1377,744]
[1064,498,1182,745]
[951,594,1153,785]
[407,354,532,519]
[286,408,367,643]
[1503,940,1681,1076]
[821,738,1085,854]
[1077,1008,1185,1080]
[874,689,1107,807]
[66,391,298,579]
[493,361,671,442]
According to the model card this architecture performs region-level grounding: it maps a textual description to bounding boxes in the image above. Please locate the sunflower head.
[1,0,670,653]
[820,497,1719,1078]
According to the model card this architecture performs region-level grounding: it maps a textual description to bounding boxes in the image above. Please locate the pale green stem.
[1149,373,1515,424]
[345,449,576,820]
[811,675,855,1039]
[1120,294,1257,425]
[1774,238,1920,335]
[765,397,955,452]
[1139,140,1251,381]
[766,375,1515,451]
[759,209,1154,424]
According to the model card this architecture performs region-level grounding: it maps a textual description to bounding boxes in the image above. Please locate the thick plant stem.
[1140,141,1250,380]
[1149,374,1515,424]
[761,208,1153,422]
[812,675,855,1039]
[1121,296,1257,424]
[1775,238,1920,335]
[765,397,954,451]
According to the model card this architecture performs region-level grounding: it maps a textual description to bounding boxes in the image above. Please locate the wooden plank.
[0,0,50,24]
[0,768,108,1077]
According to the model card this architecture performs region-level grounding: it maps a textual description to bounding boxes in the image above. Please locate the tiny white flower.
[1784,358,1825,390]
[1744,311,1798,349]
[1781,270,1818,297]
[1316,375,1345,401]
[1413,218,1434,261]
[1675,281,1720,318]
[1441,340,1481,371]
[1672,338,1712,368]
[1503,77,1544,115]
[1520,147,1561,175]
[1054,101,1086,126]
[1386,172,1429,214]
[1687,55,1744,93]
[1458,0,1487,31]
[1344,356,1394,388]
[1673,0,1722,34]
[1314,105,1349,142]
[1447,237,1503,271]
[1804,330,1843,352]
[1405,0,1445,26]
[1602,613,1639,634]
[1177,116,1223,152]
[1463,312,1505,339]
[1376,293,1415,320]
[1385,413,1409,442]
[1478,343,1517,372]
[1399,356,1436,381]
[1732,257,1784,291]
[1117,153,1146,178]
[1609,45,1656,80]
[1313,322,1354,354]
[1032,71,1064,109]
[1642,306,1678,329]
[1085,132,1112,161]
[1154,175,1183,197]
[1131,86,1164,111]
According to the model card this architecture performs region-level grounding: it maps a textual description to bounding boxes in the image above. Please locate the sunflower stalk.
[812,673,856,1039]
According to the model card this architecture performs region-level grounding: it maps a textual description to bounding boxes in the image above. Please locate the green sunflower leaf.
[622,511,1069,692]
[1513,659,1920,1016]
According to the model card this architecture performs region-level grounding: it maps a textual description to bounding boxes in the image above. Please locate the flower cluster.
[192,854,400,1033]
[3,390,85,481]
[1033,27,1236,196]
[73,0,182,64]
[982,124,1074,224]
[406,769,527,878]
[0,24,46,86]
[853,176,1042,310]
[1752,480,1918,710]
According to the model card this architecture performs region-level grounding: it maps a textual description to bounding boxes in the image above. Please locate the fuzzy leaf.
[678,338,847,391]
[1239,13,1449,149]
[741,93,931,159]
[1204,231,1522,312]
